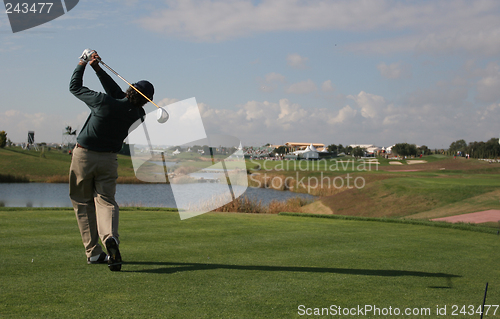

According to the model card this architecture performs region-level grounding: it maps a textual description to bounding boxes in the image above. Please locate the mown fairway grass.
[1,208,499,318]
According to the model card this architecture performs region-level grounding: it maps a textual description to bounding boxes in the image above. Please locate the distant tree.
[345,145,353,155]
[466,138,500,159]
[408,144,418,157]
[352,146,365,159]
[392,143,417,158]
[0,131,6,148]
[449,139,467,155]
[327,144,338,154]
[190,145,202,152]
[392,143,405,157]
[418,145,431,156]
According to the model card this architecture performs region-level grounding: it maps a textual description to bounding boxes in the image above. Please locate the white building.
[293,143,319,159]
[350,144,383,155]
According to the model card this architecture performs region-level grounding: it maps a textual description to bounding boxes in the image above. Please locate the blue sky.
[1,0,500,149]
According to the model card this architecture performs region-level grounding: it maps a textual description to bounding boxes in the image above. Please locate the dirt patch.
[432,210,500,224]
[300,200,333,215]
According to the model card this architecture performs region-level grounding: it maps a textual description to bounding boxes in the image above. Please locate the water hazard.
[0,183,315,208]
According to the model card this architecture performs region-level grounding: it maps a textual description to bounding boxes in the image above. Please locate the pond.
[0,183,316,208]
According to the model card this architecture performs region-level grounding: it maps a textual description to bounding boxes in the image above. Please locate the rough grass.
[1,209,499,318]
[320,173,500,219]
[407,189,500,220]
[0,173,29,183]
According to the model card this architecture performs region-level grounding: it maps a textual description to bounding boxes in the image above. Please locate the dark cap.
[133,80,154,100]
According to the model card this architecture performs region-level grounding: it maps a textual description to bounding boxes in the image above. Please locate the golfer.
[69,49,154,271]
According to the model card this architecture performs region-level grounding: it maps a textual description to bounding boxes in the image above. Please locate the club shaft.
[97,59,161,109]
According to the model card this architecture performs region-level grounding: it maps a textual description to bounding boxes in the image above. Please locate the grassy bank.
[1,209,499,318]
[0,147,138,183]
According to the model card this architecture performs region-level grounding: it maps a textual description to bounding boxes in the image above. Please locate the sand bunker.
[389,161,403,165]
[407,160,428,164]
[432,210,500,224]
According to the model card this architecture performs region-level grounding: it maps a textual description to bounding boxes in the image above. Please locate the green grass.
[320,172,500,218]
[0,147,137,182]
[408,189,500,220]
[0,147,73,181]
[280,212,500,234]
[1,209,499,318]
[3,147,500,221]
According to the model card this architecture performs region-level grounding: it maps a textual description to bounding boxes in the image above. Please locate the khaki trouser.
[69,146,120,258]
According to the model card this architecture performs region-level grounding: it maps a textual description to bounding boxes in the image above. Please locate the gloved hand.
[79,49,96,64]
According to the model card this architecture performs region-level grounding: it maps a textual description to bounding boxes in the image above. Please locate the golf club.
[96,57,169,123]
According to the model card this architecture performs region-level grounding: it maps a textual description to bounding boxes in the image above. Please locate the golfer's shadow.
[123,261,458,288]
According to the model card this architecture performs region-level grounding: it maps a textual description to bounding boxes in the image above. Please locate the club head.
[157,107,169,123]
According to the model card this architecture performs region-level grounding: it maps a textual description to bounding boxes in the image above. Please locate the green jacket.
[69,64,145,152]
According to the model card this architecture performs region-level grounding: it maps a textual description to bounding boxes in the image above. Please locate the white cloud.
[462,61,500,103]
[377,62,411,79]
[328,105,357,124]
[479,103,500,121]
[258,72,286,93]
[265,72,286,83]
[382,114,407,126]
[286,79,317,94]
[199,98,357,141]
[321,80,335,92]
[347,91,387,119]
[158,97,180,106]
[136,0,500,55]
[476,75,500,103]
[286,53,309,69]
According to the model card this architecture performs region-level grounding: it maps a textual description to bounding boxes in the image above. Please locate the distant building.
[300,144,319,159]
[350,144,383,155]
[285,142,325,152]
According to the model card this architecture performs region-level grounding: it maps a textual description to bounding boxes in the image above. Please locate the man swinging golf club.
[69,49,154,271]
